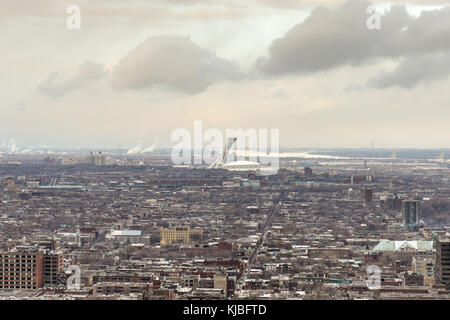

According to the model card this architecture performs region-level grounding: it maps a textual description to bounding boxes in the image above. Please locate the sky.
[1,0,450,150]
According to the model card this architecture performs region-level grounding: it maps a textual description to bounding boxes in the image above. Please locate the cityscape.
[2,0,450,309]
[0,147,449,300]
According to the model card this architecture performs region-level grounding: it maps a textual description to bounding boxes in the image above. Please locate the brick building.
[0,249,44,289]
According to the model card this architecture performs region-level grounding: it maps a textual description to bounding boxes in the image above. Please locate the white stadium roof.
[221,161,263,170]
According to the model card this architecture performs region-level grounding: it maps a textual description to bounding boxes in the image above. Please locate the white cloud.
[111,35,243,94]
[38,61,107,97]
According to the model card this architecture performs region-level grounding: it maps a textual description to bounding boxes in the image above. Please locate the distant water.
[3,147,449,161]
[280,148,450,160]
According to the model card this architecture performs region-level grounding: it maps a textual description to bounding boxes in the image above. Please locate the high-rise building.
[84,151,106,166]
[364,186,373,203]
[94,153,106,166]
[403,200,420,231]
[435,239,450,288]
[43,251,64,287]
[0,249,44,289]
[304,167,313,178]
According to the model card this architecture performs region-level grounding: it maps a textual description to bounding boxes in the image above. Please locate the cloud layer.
[4,0,450,148]
[111,36,243,94]
[368,52,450,88]
[257,0,450,88]
[35,1,450,95]
[38,61,106,97]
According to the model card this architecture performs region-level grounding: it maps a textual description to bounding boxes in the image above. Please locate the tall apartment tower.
[0,249,44,289]
[364,186,373,203]
[304,167,313,178]
[435,239,450,288]
[43,251,64,287]
[402,200,420,231]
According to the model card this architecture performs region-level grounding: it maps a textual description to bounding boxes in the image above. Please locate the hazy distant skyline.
[2,0,450,149]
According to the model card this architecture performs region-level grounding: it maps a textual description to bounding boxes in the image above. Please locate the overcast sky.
[1,0,450,149]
